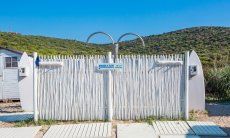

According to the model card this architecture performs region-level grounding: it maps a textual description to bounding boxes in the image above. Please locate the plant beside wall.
[205,66,230,101]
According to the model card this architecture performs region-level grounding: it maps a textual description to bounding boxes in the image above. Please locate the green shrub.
[205,66,230,100]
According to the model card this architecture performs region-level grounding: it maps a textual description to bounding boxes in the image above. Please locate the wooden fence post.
[33,52,38,121]
[184,51,190,120]
[107,52,113,121]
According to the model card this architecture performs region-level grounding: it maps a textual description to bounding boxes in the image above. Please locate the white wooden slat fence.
[37,54,186,120]
[113,55,184,120]
[37,55,107,120]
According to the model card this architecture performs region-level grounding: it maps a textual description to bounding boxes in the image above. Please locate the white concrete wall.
[18,52,34,111]
[189,50,205,111]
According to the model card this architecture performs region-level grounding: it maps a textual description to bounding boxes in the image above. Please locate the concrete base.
[117,123,157,138]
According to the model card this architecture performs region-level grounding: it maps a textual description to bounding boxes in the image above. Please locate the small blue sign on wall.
[98,63,123,71]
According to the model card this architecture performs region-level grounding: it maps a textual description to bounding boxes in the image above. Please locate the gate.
[36,53,188,120]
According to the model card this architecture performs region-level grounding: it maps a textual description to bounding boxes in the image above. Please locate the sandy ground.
[0,102,229,137]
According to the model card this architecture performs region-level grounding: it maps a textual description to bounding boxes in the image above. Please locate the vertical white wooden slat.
[33,52,38,121]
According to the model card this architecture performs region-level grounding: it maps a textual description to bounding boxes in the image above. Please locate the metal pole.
[114,43,119,63]
[107,52,113,121]
[33,52,38,121]
[184,51,190,120]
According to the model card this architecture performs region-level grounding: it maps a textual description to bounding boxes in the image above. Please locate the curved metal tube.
[114,33,145,62]
[117,32,145,47]
[86,31,115,45]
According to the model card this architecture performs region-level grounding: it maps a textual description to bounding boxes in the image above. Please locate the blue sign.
[98,63,123,70]
[35,56,40,67]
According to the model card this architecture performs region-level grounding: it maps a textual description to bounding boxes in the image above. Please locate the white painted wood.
[0,49,21,100]
[37,55,107,120]
[189,50,205,111]
[39,61,63,67]
[152,121,195,135]
[117,123,157,138]
[37,54,185,120]
[43,123,111,138]
[184,51,190,120]
[156,60,183,65]
[2,69,19,99]
[33,52,38,121]
[0,126,41,138]
[187,121,227,136]
[113,54,184,119]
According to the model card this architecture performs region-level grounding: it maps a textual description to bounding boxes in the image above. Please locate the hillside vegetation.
[0,26,229,100]
[0,26,229,69]
[0,32,110,55]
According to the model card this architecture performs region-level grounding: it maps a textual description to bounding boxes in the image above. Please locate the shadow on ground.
[206,103,230,116]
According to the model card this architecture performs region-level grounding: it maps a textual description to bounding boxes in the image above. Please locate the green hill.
[0,26,229,69]
[0,32,111,55]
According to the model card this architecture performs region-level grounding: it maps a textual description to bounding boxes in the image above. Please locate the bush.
[205,66,230,100]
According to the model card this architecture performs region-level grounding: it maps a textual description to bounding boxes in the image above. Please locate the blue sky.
[0,0,229,43]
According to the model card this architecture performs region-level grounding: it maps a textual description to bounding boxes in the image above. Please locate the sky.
[0,0,229,43]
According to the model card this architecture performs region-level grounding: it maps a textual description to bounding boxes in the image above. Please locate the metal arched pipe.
[86,31,115,45]
[117,33,145,47]
[86,32,115,60]
[114,33,145,62]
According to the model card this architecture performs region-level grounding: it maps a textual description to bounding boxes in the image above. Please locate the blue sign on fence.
[98,63,123,70]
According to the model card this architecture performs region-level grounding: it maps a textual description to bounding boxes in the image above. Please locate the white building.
[0,46,33,101]
[0,47,22,100]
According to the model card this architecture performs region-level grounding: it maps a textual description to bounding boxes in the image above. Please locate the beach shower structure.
[17,32,205,122]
